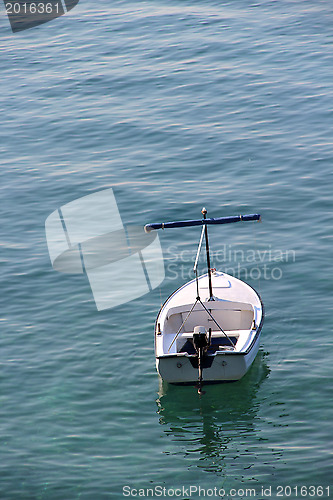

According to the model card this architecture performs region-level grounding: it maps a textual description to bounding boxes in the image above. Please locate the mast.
[201,207,214,301]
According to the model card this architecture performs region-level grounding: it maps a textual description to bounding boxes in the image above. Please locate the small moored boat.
[145,209,264,393]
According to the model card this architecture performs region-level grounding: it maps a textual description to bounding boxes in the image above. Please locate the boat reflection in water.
[156,350,270,474]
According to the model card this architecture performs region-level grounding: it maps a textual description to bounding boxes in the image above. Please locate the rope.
[167,298,200,352]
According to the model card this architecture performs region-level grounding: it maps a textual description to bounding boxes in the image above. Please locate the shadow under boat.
[156,350,270,472]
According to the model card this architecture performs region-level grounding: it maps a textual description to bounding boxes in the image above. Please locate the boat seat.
[164,301,254,334]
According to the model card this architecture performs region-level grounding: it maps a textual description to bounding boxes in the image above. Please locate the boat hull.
[157,331,261,384]
[155,272,264,385]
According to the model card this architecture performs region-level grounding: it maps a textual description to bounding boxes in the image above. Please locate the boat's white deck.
[165,272,262,307]
[156,272,262,357]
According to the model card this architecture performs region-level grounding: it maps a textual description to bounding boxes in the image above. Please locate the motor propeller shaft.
[192,326,211,395]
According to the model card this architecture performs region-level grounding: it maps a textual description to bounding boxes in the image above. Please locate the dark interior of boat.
[178,336,238,355]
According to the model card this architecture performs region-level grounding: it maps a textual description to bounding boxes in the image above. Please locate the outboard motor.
[192,326,211,394]
[193,325,209,350]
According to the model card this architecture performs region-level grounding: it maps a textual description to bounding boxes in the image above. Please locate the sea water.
[0,1,332,498]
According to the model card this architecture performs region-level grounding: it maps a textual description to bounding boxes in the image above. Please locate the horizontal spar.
[144,213,261,232]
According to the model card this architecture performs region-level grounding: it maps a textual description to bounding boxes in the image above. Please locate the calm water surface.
[0,0,332,498]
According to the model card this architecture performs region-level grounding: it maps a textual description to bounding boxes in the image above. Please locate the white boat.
[145,208,264,392]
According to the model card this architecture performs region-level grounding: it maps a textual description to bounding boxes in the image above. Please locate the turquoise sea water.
[1,1,332,498]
